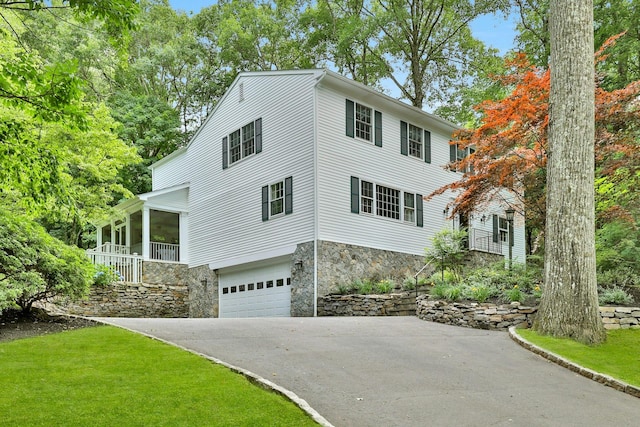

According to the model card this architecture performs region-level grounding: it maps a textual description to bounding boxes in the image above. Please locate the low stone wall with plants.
[599,306,640,330]
[318,292,417,316]
[61,282,189,318]
[416,296,537,330]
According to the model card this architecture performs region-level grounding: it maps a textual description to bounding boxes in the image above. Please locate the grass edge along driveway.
[0,326,319,426]
[516,328,640,388]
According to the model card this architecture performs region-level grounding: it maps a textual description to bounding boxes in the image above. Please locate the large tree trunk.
[533,0,606,344]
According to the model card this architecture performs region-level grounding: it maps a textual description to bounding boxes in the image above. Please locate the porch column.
[142,206,150,261]
[96,225,103,249]
[125,213,131,250]
[110,219,115,245]
[179,212,189,264]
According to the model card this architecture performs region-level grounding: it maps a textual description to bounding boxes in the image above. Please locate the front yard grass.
[517,328,640,387]
[0,326,319,426]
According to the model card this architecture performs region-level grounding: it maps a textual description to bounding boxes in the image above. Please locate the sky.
[167,1,518,55]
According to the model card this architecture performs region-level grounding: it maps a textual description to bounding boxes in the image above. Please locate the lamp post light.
[505,208,515,271]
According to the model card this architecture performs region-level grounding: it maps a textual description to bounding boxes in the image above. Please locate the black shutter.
[450,143,457,163]
[492,214,499,243]
[350,176,360,214]
[346,99,354,138]
[262,185,269,221]
[416,194,423,227]
[509,220,514,247]
[424,130,431,163]
[374,111,382,147]
[285,176,293,215]
[222,136,228,170]
[255,118,262,154]
[400,121,408,156]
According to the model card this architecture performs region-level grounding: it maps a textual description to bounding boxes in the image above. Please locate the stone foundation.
[465,250,504,269]
[291,242,314,316]
[318,293,416,316]
[185,264,218,318]
[317,241,428,297]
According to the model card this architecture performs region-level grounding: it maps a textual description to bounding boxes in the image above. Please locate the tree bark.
[533,0,606,344]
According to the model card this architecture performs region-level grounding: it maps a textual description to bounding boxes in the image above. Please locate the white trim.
[138,182,190,201]
[149,147,187,170]
[313,82,319,317]
[209,244,298,271]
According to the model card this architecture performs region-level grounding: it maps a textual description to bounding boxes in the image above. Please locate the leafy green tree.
[425,228,468,283]
[0,210,94,314]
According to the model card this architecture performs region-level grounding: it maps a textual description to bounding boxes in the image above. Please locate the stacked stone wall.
[599,306,640,330]
[63,282,188,317]
[318,293,416,316]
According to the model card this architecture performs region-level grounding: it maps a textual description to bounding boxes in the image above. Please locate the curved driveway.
[95,317,640,427]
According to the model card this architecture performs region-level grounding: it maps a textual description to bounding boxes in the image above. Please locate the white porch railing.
[469,228,502,255]
[150,242,180,262]
[87,250,143,283]
[95,242,130,255]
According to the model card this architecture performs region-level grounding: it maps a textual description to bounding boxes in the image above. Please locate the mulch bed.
[0,308,97,344]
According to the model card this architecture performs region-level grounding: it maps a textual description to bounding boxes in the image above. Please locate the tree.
[534,0,605,344]
[425,228,468,283]
[0,210,94,314]
[428,43,640,255]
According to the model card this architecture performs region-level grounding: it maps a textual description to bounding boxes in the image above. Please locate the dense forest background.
[1,0,638,282]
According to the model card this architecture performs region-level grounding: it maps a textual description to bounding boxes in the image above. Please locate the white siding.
[315,83,459,255]
[151,150,188,191]
[186,72,317,267]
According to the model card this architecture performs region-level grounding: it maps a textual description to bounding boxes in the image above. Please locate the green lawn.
[517,328,640,387]
[0,326,319,426]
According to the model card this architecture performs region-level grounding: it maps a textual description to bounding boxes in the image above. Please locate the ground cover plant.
[517,328,640,388]
[0,326,318,426]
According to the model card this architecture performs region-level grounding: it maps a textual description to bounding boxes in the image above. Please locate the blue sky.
[168,1,517,55]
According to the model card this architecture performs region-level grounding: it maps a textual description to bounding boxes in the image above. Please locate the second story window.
[400,121,431,163]
[222,118,262,169]
[355,103,372,141]
[408,124,422,159]
[346,99,382,146]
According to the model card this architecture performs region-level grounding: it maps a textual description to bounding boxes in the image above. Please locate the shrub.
[444,285,462,301]
[93,265,123,287]
[597,267,640,287]
[402,277,415,291]
[0,210,93,314]
[463,283,496,303]
[503,285,525,303]
[355,279,373,294]
[430,282,450,299]
[425,228,468,282]
[336,283,352,295]
[599,286,635,306]
[374,279,395,294]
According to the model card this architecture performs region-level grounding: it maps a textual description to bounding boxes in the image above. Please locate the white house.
[90,69,526,318]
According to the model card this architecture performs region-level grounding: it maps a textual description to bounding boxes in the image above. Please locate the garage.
[218,259,292,318]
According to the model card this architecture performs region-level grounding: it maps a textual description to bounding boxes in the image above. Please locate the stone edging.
[508,327,640,399]
[91,318,334,427]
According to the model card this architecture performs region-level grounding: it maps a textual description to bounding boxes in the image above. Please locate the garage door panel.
[219,261,291,318]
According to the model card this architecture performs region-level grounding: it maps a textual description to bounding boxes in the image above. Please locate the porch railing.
[87,250,143,283]
[150,242,180,262]
[469,228,502,255]
[95,242,130,254]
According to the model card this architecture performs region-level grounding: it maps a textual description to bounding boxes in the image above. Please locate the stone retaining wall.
[62,282,189,318]
[317,293,416,316]
[417,296,536,330]
[599,306,640,330]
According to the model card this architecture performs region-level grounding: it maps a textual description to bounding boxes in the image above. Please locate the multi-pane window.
[355,103,372,141]
[408,124,422,159]
[376,185,400,220]
[499,217,509,242]
[229,129,241,163]
[270,181,284,216]
[404,192,415,223]
[361,181,374,214]
[242,122,255,157]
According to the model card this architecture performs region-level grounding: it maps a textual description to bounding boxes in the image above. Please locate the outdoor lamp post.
[505,208,515,271]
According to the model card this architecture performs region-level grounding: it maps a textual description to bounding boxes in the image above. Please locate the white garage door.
[219,260,292,318]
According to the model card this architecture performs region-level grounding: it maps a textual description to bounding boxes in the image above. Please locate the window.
[376,185,400,220]
[450,143,474,172]
[229,129,241,163]
[351,177,422,226]
[404,192,415,223]
[222,118,262,169]
[499,217,509,243]
[242,122,255,157]
[346,99,382,146]
[400,121,431,162]
[262,176,293,221]
[355,103,372,141]
[270,182,284,216]
[408,124,422,159]
[361,181,374,214]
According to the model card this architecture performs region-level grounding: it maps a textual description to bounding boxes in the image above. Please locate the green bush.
[597,267,640,288]
[599,287,635,306]
[374,279,395,294]
[462,282,497,303]
[354,279,373,294]
[0,210,93,314]
[93,265,123,287]
[503,285,525,303]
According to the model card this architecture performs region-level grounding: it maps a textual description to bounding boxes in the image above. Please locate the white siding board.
[315,85,457,255]
[185,73,317,267]
[152,151,189,191]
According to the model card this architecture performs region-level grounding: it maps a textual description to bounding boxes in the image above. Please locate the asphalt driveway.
[94,317,640,427]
